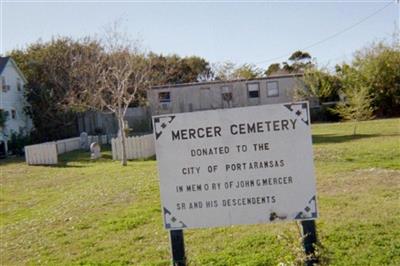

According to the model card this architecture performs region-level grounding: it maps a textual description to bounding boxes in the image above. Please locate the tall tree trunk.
[118,116,128,166]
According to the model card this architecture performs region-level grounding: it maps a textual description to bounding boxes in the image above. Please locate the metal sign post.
[301,220,318,266]
[169,230,186,266]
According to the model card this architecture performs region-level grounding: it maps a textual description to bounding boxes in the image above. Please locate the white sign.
[153,102,318,230]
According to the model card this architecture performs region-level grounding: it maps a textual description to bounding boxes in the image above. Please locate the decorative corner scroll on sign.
[153,116,176,140]
[163,207,187,229]
[284,102,309,125]
[294,195,317,220]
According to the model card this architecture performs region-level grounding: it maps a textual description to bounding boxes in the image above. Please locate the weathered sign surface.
[153,102,318,229]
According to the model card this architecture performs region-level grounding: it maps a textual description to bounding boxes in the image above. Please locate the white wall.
[0,60,33,144]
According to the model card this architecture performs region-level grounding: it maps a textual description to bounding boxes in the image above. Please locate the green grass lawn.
[1,118,399,265]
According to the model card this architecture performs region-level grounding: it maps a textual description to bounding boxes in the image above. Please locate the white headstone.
[80,132,89,150]
[90,142,101,159]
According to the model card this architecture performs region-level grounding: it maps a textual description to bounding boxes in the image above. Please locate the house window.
[17,78,22,91]
[1,110,9,119]
[221,86,233,102]
[158,91,171,103]
[267,81,279,97]
[11,109,16,119]
[247,83,260,98]
[1,76,9,92]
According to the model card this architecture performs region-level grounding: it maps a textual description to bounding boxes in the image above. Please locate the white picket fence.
[55,137,81,154]
[25,135,111,165]
[25,142,58,165]
[111,134,155,160]
[24,134,152,165]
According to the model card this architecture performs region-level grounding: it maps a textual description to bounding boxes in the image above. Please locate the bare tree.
[68,31,151,166]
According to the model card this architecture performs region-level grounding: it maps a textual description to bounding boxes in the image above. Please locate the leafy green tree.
[289,50,312,61]
[265,63,281,76]
[318,59,376,125]
[184,56,213,81]
[232,64,263,79]
[213,61,263,80]
[350,41,400,116]
[265,51,313,75]
[9,38,101,141]
[332,86,375,135]
[295,67,341,104]
[148,53,212,86]
[283,51,313,73]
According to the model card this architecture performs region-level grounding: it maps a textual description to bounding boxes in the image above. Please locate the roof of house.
[151,73,304,90]
[0,56,27,82]
[0,56,10,74]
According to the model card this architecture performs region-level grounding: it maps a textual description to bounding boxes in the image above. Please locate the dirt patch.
[318,168,400,196]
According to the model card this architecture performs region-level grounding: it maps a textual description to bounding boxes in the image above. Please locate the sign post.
[153,102,318,264]
[301,220,318,266]
[169,230,186,266]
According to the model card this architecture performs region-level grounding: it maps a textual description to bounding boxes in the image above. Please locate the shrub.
[8,132,32,156]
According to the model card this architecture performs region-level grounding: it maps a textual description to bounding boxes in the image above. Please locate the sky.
[1,0,399,70]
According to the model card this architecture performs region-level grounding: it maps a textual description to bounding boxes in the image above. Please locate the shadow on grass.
[55,148,114,167]
[0,156,25,166]
[56,147,156,167]
[312,134,380,144]
[137,155,156,161]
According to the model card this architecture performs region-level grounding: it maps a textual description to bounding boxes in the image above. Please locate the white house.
[0,56,33,156]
